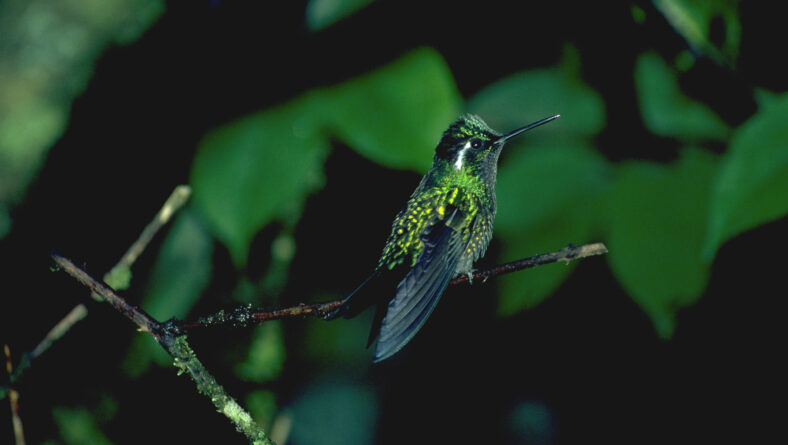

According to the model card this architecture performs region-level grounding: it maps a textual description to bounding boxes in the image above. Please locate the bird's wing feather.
[372,207,470,362]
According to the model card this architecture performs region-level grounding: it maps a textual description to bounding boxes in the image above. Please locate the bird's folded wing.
[373,207,469,362]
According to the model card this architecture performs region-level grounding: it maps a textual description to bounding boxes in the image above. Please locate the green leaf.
[306,0,375,31]
[607,149,717,338]
[235,322,286,383]
[495,141,610,314]
[635,51,729,142]
[302,306,374,365]
[142,210,213,320]
[122,210,213,376]
[52,406,113,445]
[468,45,606,142]
[246,389,278,431]
[191,100,329,267]
[703,93,788,259]
[653,0,741,66]
[320,47,462,171]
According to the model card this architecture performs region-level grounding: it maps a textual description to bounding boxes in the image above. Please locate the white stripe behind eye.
[454,141,472,170]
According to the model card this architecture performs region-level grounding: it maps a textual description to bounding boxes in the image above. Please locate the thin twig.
[30,304,89,358]
[4,345,26,445]
[101,185,192,292]
[450,242,608,285]
[177,242,608,331]
[1,305,88,400]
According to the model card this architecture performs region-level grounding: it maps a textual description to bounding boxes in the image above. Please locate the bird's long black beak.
[497,114,560,144]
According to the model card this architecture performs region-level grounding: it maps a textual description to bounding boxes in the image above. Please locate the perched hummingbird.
[329,113,560,362]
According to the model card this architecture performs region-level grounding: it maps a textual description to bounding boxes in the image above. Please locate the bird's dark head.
[435,114,500,167]
[434,113,560,177]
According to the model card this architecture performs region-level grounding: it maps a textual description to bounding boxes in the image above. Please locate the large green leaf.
[635,51,729,142]
[495,141,610,314]
[468,45,605,142]
[191,100,329,267]
[607,149,717,338]
[319,47,462,172]
[703,92,788,259]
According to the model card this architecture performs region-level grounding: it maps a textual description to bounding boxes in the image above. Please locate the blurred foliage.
[286,379,378,445]
[704,93,788,259]
[49,406,113,445]
[653,0,741,67]
[0,0,163,237]
[3,0,788,443]
[190,48,460,267]
[635,51,729,141]
[495,141,610,314]
[607,149,717,337]
[235,322,286,383]
[468,46,605,140]
[305,0,375,31]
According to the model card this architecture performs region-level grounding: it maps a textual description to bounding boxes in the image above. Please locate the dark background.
[2,1,785,443]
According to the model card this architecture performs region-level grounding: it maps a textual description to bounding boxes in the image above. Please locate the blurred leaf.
[320,47,462,171]
[703,93,788,259]
[142,210,213,319]
[495,141,610,314]
[123,210,213,376]
[191,100,329,267]
[287,379,378,445]
[302,305,374,365]
[0,0,164,229]
[607,149,717,338]
[246,389,279,430]
[635,51,729,142]
[103,263,133,291]
[306,0,375,31]
[653,0,741,66]
[123,335,164,378]
[52,406,113,445]
[235,322,286,382]
[468,45,606,142]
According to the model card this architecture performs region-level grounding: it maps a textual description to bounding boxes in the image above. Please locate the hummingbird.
[328,113,560,362]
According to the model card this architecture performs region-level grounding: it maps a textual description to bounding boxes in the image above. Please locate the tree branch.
[48,241,606,443]
[50,253,273,445]
[177,242,608,332]
[3,186,191,399]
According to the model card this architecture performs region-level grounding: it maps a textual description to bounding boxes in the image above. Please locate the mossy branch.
[51,253,273,445]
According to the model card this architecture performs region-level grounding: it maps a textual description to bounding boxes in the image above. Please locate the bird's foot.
[465,269,476,284]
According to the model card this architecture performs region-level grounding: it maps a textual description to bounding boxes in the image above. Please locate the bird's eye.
[471,139,482,149]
